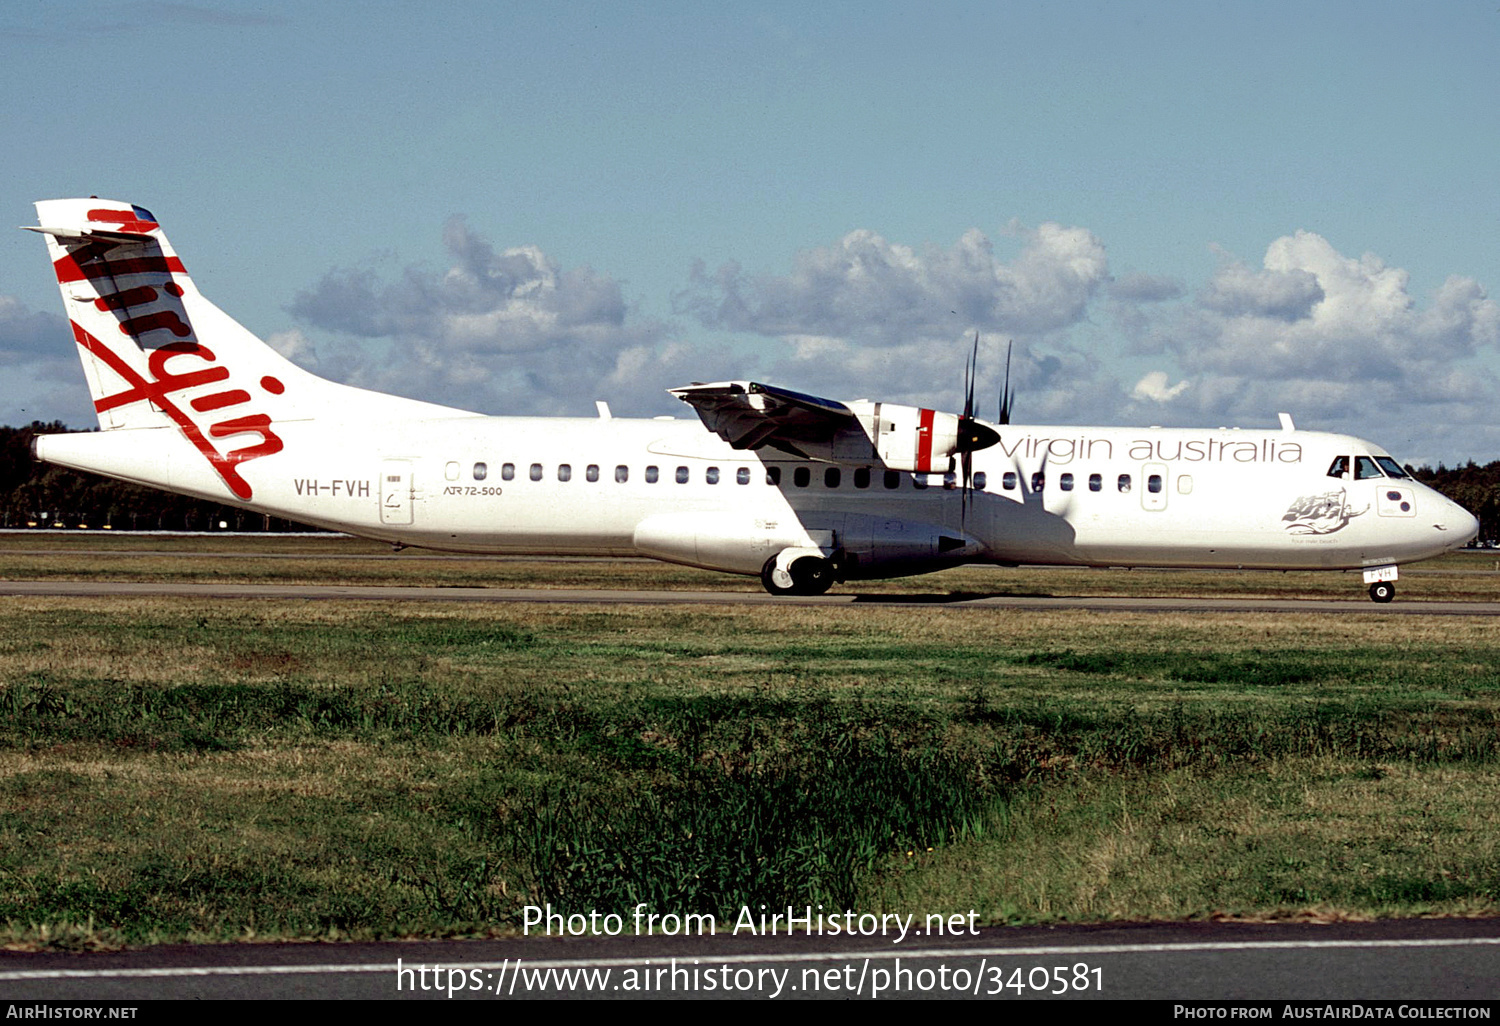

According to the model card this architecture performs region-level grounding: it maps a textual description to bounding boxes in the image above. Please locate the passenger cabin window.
[1003,472,1017,490]
[586,464,599,482]
[1327,456,1350,478]
[645,466,659,483]
[675,466,689,484]
[502,463,515,481]
[1148,474,1163,494]
[1178,474,1193,494]
[1118,474,1132,493]
[529,463,543,481]
[705,467,719,485]
[974,471,986,490]
[767,467,782,486]
[825,468,841,488]
[557,464,571,482]
[883,470,901,489]
[1354,456,1383,480]
[794,467,810,487]
[736,467,750,485]
[1031,472,1045,492]
[943,471,957,490]
[445,462,459,481]
[912,473,929,490]
[473,462,487,481]
[1060,472,1074,492]
[1089,473,1102,492]
[854,467,871,489]
[615,465,629,483]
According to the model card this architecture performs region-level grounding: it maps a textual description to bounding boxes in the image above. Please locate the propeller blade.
[959,333,985,526]
[998,340,1014,426]
[963,332,978,420]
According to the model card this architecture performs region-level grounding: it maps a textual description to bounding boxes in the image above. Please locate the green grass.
[2,596,1500,948]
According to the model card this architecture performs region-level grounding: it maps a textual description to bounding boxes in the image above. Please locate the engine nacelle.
[850,402,965,474]
[788,401,964,474]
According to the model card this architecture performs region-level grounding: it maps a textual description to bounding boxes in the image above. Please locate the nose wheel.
[1368,581,1395,603]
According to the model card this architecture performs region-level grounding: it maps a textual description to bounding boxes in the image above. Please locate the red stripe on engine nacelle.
[917,407,936,473]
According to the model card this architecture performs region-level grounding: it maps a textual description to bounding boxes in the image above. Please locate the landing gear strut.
[1368,580,1395,603]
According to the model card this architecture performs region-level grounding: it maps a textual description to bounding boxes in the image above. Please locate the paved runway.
[3,918,1498,1000]
[2,578,1499,614]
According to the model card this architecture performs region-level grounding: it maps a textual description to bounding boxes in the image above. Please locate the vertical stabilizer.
[28,199,476,501]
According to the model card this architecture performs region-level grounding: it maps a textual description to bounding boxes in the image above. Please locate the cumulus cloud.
[676,222,1109,344]
[670,221,1115,419]
[667,224,1500,459]
[286,217,700,415]
[0,295,68,366]
[1131,370,1189,403]
[1109,273,1184,303]
[1112,231,1500,457]
[1160,232,1500,384]
[0,295,95,426]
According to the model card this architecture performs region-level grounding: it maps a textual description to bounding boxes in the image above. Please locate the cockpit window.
[1374,456,1409,479]
[1326,456,1349,478]
[1354,456,1383,480]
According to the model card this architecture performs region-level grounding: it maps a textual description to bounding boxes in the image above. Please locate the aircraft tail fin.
[28,199,474,500]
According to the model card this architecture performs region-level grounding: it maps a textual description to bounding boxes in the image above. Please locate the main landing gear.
[761,553,837,596]
[1368,580,1396,603]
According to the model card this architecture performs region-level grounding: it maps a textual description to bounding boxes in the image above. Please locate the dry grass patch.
[2,534,1498,600]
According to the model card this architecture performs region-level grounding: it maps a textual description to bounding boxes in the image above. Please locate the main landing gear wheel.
[1369,581,1396,603]
[761,555,836,597]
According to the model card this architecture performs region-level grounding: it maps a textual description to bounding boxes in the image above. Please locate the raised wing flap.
[669,381,856,454]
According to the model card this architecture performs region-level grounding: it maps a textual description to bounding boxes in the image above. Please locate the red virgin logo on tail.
[72,323,285,501]
[55,226,285,501]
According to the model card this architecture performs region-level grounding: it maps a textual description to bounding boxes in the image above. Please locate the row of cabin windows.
[453,461,1186,495]
[995,470,1186,495]
[461,461,760,485]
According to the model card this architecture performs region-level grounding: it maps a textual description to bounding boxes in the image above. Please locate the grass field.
[1,536,1499,949]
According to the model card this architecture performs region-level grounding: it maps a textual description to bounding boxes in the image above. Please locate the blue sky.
[3,1,1499,465]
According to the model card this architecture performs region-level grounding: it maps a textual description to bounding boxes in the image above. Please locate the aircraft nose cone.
[1434,495,1480,548]
[1455,506,1481,546]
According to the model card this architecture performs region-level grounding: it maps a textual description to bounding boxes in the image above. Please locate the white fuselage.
[35,411,1474,580]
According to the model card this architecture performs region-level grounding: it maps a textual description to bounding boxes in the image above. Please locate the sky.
[3,0,1499,467]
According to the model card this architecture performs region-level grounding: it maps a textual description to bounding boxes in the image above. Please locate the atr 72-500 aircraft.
[26,199,1478,602]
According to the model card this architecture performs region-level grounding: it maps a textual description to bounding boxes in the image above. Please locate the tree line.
[2,421,1498,543]
[0,423,317,532]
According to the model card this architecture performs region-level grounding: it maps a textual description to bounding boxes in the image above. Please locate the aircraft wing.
[669,381,857,455]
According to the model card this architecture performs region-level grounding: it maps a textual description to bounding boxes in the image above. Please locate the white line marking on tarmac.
[5,936,1500,981]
